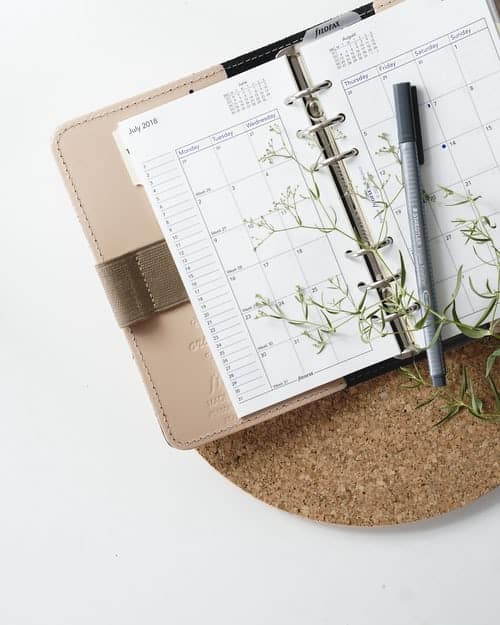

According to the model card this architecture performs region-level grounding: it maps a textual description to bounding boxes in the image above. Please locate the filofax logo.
[314,20,341,38]
[303,12,362,44]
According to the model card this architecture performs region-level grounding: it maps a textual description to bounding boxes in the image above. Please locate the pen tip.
[431,375,447,388]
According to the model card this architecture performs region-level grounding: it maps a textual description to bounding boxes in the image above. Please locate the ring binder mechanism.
[297,114,345,138]
[358,275,399,292]
[382,304,420,324]
[284,80,333,105]
[278,44,419,358]
[345,237,393,258]
[318,148,359,168]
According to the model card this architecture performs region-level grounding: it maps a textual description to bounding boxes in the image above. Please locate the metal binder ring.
[397,346,421,360]
[297,114,346,139]
[318,148,359,168]
[383,303,420,323]
[285,80,332,105]
[345,237,393,259]
[358,274,399,292]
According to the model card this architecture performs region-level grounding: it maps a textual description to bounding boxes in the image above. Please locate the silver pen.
[394,82,447,387]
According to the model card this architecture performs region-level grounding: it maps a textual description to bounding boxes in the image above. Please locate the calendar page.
[116,56,400,418]
[304,0,500,339]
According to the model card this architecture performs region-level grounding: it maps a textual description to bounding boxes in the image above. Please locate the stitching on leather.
[127,325,344,446]
[225,37,304,70]
[55,147,105,260]
[54,68,225,446]
[223,5,373,71]
[373,0,400,11]
[127,327,178,442]
[129,311,343,446]
[136,252,156,309]
[54,65,345,448]
[180,382,346,446]
[54,66,225,261]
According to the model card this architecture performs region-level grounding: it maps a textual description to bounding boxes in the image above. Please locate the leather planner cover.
[53,0,442,449]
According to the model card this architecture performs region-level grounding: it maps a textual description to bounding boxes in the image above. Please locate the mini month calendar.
[223,79,271,115]
[330,32,379,70]
[117,0,500,418]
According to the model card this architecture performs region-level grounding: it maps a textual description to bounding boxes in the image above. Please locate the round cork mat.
[199,339,500,526]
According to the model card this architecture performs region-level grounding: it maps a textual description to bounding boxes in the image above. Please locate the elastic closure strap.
[96,241,189,328]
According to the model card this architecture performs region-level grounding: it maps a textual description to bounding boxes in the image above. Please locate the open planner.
[55,0,500,447]
[116,0,500,419]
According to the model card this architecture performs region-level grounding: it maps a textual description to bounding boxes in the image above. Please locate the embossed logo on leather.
[189,318,233,422]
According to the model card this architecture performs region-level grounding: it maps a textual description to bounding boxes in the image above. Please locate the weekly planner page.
[304,0,500,338]
[116,56,400,417]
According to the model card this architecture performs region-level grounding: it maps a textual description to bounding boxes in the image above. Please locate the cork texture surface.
[199,340,500,526]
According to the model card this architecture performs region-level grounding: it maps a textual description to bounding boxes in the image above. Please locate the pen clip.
[411,85,425,166]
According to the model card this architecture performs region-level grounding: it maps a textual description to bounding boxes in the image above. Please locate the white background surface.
[1,1,499,623]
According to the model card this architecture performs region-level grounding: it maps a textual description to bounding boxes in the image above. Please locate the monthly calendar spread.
[117,57,399,417]
[117,0,500,417]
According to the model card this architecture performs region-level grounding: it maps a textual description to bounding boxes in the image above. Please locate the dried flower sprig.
[250,125,500,423]
[401,350,500,424]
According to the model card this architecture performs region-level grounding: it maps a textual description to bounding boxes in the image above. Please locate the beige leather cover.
[54,66,346,449]
[57,0,461,450]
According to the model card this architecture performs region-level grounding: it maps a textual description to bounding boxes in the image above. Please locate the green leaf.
[308,181,321,200]
[481,215,496,229]
[417,391,442,409]
[435,406,461,426]
[467,235,490,243]
[456,324,491,340]
[451,302,491,339]
[486,349,500,378]
[447,198,475,206]
[321,309,333,329]
[425,322,445,349]
[468,277,494,300]
[461,367,469,401]
[414,306,431,330]
[400,364,424,385]
[475,298,497,327]
[402,382,423,390]
[356,291,368,315]
[443,268,464,314]
[438,185,455,197]
[470,390,484,416]
[314,181,320,199]
[399,251,406,289]
[488,375,500,412]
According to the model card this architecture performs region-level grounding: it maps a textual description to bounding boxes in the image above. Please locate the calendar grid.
[341,19,487,87]
[248,122,343,367]
[155,150,270,405]
[452,44,500,171]
[212,132,308,378]
[245,132,311,374]
[450,43,498,273]
[173,110,374,399]
[339,16,500,323]
[412,54,477,314]
[131,107,380,412]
